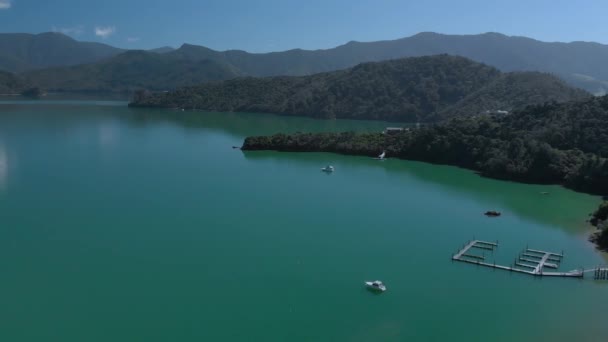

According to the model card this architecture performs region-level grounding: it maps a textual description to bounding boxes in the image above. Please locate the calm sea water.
[0,101,606,341]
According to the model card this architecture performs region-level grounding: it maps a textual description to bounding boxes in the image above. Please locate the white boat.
[378,151,386,159]
[365,280,386,292]
[321,165,335,172]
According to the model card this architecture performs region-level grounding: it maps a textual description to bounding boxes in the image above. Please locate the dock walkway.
[452,240,583,279]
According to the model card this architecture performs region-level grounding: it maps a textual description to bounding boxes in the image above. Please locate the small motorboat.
[321,165,335,173]
[365,280,386,292]
[484,210,501,217]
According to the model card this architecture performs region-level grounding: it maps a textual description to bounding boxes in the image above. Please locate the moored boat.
[365,280,386,292]
[373,151,386,160]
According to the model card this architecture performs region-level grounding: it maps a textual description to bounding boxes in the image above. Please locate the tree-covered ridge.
[0,32,123,72]
[0,70,27,94]
[23,50,242,93]
[242,95,608,195]
[437,72,589,120]
[131,55,588,122]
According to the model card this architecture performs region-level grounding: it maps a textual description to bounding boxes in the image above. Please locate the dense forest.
[0,70,27,94]
[591,202,608,250]
[131,55,588,122]
[435,72,590,120]
[243,95,608,192]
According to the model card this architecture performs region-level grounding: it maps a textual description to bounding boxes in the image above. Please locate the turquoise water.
[0,102,606,341]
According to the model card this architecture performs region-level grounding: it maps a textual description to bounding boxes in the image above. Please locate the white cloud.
[126,37,140,43]
[52,25,84,36]
[0,0,11,9]
[95,26,116,39]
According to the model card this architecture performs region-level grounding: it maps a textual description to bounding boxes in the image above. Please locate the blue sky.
[0,0,607,51]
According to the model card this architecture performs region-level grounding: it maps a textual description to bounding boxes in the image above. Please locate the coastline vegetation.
[591,202,608,251]
[0,70,27,94]
[243,95,608,248]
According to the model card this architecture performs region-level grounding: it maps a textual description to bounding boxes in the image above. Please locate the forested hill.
[0,32,123,72]
[0,71,27,94]
[130,55,589,122]
[23,50,243,93]
[437,72,590,120]
[242,95,608,195]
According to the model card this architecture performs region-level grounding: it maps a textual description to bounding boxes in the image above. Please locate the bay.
[0,101,606,341]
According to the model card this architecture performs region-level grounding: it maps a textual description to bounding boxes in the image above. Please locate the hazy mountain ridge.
[130,55,589,122]
[4,31,608,93]
[23,50,242,93]
[149,46,175,54]
[158,32,608,93]
[0,32,125,72]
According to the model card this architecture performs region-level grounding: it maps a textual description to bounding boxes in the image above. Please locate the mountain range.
[130,55,589,122]
[1,31,608,94]
[23,50,241,93]
[0,32,124,72]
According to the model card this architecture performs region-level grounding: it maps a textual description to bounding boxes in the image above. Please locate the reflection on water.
[0,101,606,341]
[0,144,7,190]
[124,108,397,138]
[98,122,119,148]
[243,151,601,234]
[0,93,129,103]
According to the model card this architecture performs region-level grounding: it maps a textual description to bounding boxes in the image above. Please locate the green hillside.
[0,71,27,94]
[0,32,123,72]
[131,55,588,122]
[24,50,242,93]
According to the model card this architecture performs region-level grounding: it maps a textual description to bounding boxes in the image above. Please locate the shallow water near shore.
[0,101,606,341]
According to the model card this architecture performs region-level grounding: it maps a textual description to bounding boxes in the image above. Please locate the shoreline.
[242,135,608,251]
[242,134,606,196]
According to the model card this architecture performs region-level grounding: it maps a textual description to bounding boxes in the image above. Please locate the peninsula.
[242,95,608,249]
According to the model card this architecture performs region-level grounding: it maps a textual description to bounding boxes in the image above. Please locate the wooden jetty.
[589,267,608,280]
[452,240,583,278]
